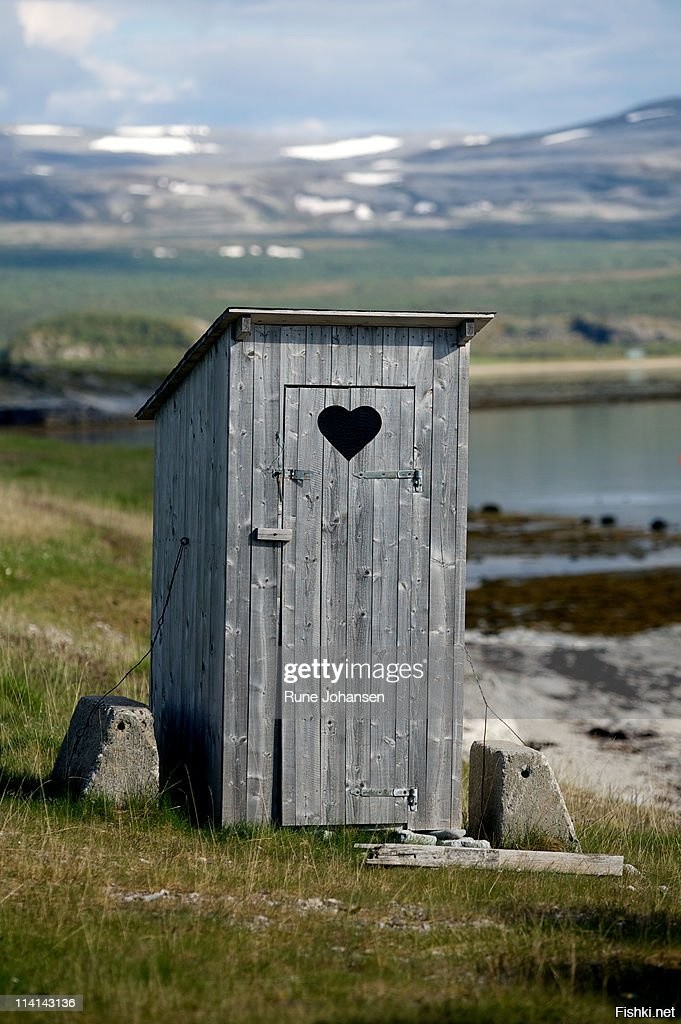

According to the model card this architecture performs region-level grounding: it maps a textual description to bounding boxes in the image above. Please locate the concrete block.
[468,740,580,851]
[51,695,159,804]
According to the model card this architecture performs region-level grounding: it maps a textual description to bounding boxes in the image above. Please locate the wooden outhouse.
[137,308,494,828]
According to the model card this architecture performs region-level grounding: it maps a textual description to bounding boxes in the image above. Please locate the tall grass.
[0,435,679,1023]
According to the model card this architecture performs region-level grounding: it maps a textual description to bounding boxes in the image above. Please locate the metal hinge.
[354,469,423,492]
[349,785,418,812]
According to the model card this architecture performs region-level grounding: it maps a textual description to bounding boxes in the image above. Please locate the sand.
[463,625,681,813]
[471,355,681,379]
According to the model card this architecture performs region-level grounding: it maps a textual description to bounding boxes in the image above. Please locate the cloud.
[3,0,681,133]
[17,1,116,57]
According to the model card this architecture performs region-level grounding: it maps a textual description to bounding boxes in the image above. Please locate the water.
[469,399,681,530]
[54,399,681,529]
[467,547,681,587]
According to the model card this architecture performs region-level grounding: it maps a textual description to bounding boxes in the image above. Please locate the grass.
[0,769,679,1022]
[0,434,679,1022]
[1,236,681,348]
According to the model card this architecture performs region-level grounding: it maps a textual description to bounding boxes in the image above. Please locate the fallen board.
[355,844,624,876]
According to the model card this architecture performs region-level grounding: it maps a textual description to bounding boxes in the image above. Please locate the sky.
[1,0,680,138]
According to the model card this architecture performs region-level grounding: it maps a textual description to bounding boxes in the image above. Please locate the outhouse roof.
[136,307,495,420]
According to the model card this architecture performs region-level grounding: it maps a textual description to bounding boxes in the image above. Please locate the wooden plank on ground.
[355,844,624,875]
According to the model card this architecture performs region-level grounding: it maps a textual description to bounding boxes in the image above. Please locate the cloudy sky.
[1,0,680,136]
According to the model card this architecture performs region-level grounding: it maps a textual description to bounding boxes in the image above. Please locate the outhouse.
[137,307,494,828]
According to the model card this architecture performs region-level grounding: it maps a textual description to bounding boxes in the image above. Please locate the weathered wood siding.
[150,317,470,828]
[150,338,229,820]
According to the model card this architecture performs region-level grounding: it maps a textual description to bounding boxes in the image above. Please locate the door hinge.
[349,785,418,812]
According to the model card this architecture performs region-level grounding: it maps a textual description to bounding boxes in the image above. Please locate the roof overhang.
[137,307,495,420]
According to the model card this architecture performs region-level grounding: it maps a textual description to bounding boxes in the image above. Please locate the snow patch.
[218,245,246,258]
[344,171,403,186]
[152,246,177,259]
[413,200,436,215]
[463,134,491,147]
[626,107,675,124]
[354,203,374,221]
[294,194,355,216]
[541,128,593,146]
[116,124,210,138]
[266,244,304,259]
[90,135,218,156]
[6,124,82,137]
[167,181,209,196]
[282,135,402,161]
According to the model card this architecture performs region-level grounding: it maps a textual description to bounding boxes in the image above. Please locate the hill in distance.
[0,99,680,244]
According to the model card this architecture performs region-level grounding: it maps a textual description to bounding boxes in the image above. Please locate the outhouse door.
[280,385,429,826]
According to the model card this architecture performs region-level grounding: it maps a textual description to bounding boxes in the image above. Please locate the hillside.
[1,99,680,243]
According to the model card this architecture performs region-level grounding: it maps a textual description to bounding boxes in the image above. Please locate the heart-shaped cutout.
[317,405,382,461]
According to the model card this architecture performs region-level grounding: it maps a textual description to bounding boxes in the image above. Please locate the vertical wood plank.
[451,341,471,826]
[305,324,332,384]
[209,337,229,826]
[331,325,356,385]
[407,328,433,829]
[247,324,282,822]
[426,328,459,828]
[293,386,323,824]
[356,325,383,386]
[368,387,404,823]
[320,386,349,823]
[280,384,300,825]
[345,386,374,823]
[382,326,409,386]
[176,380,192,807]
[280,324,307,387]
[395,385,414,819]
[278,324,306,821]
[223,330,254,823]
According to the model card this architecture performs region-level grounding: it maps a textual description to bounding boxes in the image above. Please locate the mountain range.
[1,99,680,243]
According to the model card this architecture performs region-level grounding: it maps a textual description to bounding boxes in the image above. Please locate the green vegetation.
[0,434,679,1023]
[0,784,679,1024]
[0,236,680,364]
[8,312,196,377]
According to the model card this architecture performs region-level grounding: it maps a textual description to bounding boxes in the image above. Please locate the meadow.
[1,235,681,356]
[0,432,679,1023]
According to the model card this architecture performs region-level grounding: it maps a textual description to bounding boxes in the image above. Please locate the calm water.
[54,399,681,530]
[469,400,681,529]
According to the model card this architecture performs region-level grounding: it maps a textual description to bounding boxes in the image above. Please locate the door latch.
[354,469,423,492]
[350,785,418,813]
[288,468,314,483]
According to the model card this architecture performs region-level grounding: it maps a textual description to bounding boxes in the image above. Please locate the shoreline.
[470,355,681,408]
[1,356,681,425]
[471,354,681,378]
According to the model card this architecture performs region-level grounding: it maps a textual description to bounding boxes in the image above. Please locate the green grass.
[8,311,196,377]
[0,771,679,1022]
[0,432,153,510]
[0,434,679,1023]
[1,237,681,348]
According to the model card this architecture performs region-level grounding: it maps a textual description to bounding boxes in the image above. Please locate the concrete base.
[51,695,159,805]
[468,740,580,851]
